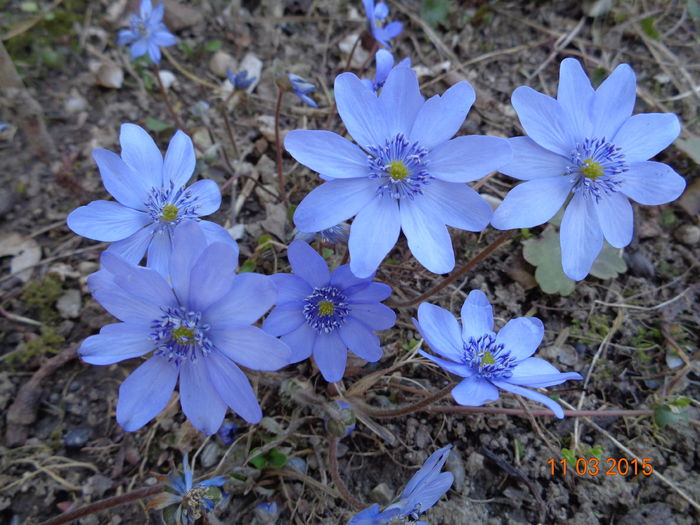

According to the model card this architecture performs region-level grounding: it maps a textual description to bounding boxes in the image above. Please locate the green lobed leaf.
[640,17,660,39]
[144,117,172,133]
[421,0,451,28]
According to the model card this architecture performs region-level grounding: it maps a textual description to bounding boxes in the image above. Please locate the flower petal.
[288,240,330,288]
[335,72,389,148]
[294,178,378,233]
[378,67,424,137]
[492,380,564,418]
[170,221,209,304]
[312,330,347,382]
[79,323,153,365]
[424,181,492,231]
[495,317,544,362]
[263,302,305,336]
[591,63,636,141]
[188,243,238,312]
[593,191,633,248]
[349,195,401,278]
[106,225,155,264]
[418,349,472,377]
[146,227,172,278]
[281,323,316,363]
[198,220,238,252]
[500,136,570,181]
[511,86,575,157]
[119,123,163,187]
[210,325,291,371]
[91,279,163,323]
[613,113,681,163]
[206,350,262,424]
[617,161,686,205]
[427,135,512,183]
[270,273,312,303]
[491,176,573,229]
[409,81,475,151]
[346,282,392,303]
[67,201,151,241]
[163,130,196,188]
[560,192,603,280]
[348,303,396,330]
[451,376,499,406]
[106,255,177,308]
[188,179,221,217]
[415,303,463,361]
[285,130,371,179]
[204,272,277,325]
[460,290,494,340]
[92,149,149,210]
[180,359,228,435]
[330,264,372,290]
[116,356,178,431]
[400,198,454,274]
[557,58,594,141]
[340,318,382,362]
[509,357,582,387]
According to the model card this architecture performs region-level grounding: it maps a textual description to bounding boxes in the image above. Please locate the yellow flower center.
[388,160,410,181]
[318,301,335,316]
[161,204,179,222]
[481,351,495,365]
[580,158,604,180]
[172,326,195,344]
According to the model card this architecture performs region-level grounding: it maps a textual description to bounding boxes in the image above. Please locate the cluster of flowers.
[65,0,685,522]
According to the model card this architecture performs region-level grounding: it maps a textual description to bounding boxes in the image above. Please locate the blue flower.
[67,123,234,277]
[295,223,350,245]
[415,290,582,419]
[262,240,395,382]
[349,445,454,524]
[285,67,511,278]
[363,0,403,48]
[254,501,279,524]
[116,0,177,64]
[288,73,318,108]
[226,68,256,90]
[361,49,411,92]
[150,453,227,523]
[491,58,685,280]
[216,421,238,446]
[79,222,291,434]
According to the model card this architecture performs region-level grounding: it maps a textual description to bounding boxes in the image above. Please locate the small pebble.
[57,289,81,319]
[200,441,222,468]
[370,482,393,505]
[64,427,91,449]
[674,224,700,246]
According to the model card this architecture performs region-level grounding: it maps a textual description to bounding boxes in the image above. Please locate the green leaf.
[421,0,451,28]
[260,416,283,435]
[239,259,256,273]
[586,445,603,458]
[522,229,575,296]
[688,0,700,20]
[561,448,576,465]
[589,243,626,279]
[204,39,223,52]
[640,17,660,39]
[267,448,287,468]
[249,447,267,469]
[322,248,334,259]
[654,402,689,428]
[144,117,172,133]
[20,2,39,12]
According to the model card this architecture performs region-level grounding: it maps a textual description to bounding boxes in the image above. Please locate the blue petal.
[163,130,196,188]
[511,86,575,156]
[280,323,316,363]
[591,63,636,141]
[79,323,153,365]
[495,317,544,362]
[560,192,603,280]
[330,264,372,291]
[613,113,681,163]
[285,130,370,179]
[381,20,403,40]
[116,356,178,431]
[206,350,263,424]
[210,325,291,371]
[119,123,163,187]
[492,380,565,418]
[557,58,594,141]
[509,357,580,387]
[374,2,389,18]
[348,303,396,330]
[378,67,424,137]
[106,224,155,264]
[491,176,573,229]
[148,43,161,64]
[400,198,454,274]
[409,81,475,151]
[188,243,238,312]
[500,136,570,181]
[288,240,330,288]
[180,358,228,435]
[460,290,494,341]
[105,253,177,308]
[417,349,473,377]
[593,191,633,248]
[146,227,172,278]
[263,302,305,336]
[348,195,400,278]
[92,149,149,210]
[427,135,512,183]
[423,180,492,231]
[415,303,463,361]
[401,445,452,499]
[339,318,382,362]
[335,72,389,148]
[294,179,378,233]
[618,161,686,205]
[403,471,453,517]
[312,330,347,382]
[91,271,164,323]
[270,273,312,303]
[346,282,391,303]
[374,49,394,86]
[197,220,238,254]
[451,376,499,406]
[130,39,148,58]
[67,201,151,241]
[204,272,277,325]
[152,30,177,47]
[170,221,209,304]
[348,504,381,525]
[117,29,136,46]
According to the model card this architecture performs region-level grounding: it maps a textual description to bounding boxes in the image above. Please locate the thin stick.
[219,105,240,160]
[427,406,653,418]
[274,87,288,204]
[153,63,185,132]
[392,231,514,307]
[328,436,364,511]
[39,485,164,525]
[353,382,456,418]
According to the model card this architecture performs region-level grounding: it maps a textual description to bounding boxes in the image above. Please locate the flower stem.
[352,383,457,418]
[153,63,185,132]
[274,86,288,205]
[39,485,164,525]
[328,435,365,511]
[219,104,240,160]
[392,230,515,307]
[427,406,654,418]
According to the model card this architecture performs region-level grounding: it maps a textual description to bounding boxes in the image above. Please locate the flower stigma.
[388,160,410,181]
[160,203,179,222]
[580,158,604,180]
[318,301,335,316]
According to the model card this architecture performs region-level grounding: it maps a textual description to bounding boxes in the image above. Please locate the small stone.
[446,447,466,492]
[64,94,88,114]
[64,427,91,449]
[480,193,502,211]
[200,441,222,468]
[158,70,177,90]
[57,289,82,319]
[370,482,393,505]
[674,224,700,246]
[624,250,655,278]
[339,33,369,68]
[0,188,16,215]
[286,456,307,475]
[209,51,237,78]
[95,63,124,89]
[237,53,263,93]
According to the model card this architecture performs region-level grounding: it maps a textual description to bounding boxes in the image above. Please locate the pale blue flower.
[116,0,176,64]
[363,0,403,48]
[286,67,511,278]
[349,445,453,524]
[415,290,582,418]
[226,68,256,90]
[67,123,234,277]
[288,73,318,108]
[492,58,685,280]
[262,240,395,382]
[361,49,411,92]
[79,222,291,434]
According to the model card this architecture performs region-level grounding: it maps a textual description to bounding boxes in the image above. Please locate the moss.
[7,325,64,365]
[21,275,64,324]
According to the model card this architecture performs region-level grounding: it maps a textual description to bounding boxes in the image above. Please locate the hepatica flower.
[262,240,395,382]
[491,58,685,280]
[286,67,511,277]
[363,0,403,48]
[117,0,176,64]
[361,49,411,92]
[226,68,256,90]
[288,74,318,108]
[79,222,291,434]
[415,290,582,418]
[349,445,453,525]
[67,124,233,277]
